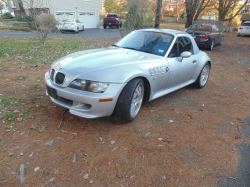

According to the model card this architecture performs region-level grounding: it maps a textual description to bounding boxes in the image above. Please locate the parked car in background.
[45,29,212,122]
[184,24,224,50]
[58,19,84,33]
[237,21,250,36]
[103,13,122,29]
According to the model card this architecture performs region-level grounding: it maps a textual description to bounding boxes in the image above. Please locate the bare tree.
[214,0,249,21]
[154,0,162,28]
[22,0,57,45]
[194,0,211,21]
[185,0,199,28]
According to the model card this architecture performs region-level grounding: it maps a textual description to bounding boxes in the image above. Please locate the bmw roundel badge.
[166,67,169,72]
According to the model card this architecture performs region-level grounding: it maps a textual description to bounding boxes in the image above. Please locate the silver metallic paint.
[45,29,212,119]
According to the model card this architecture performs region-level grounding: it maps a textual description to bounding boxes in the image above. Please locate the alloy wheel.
[200,64,210,87]
[130,82,144,119]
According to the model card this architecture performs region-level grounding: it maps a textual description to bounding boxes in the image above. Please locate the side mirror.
[178,51,192,62]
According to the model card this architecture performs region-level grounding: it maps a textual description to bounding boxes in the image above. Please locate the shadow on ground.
[220,115,250,187]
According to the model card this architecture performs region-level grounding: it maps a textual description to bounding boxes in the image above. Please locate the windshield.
[115,31,174,57]
[190,25,211,32]
[107,14,117,18]
[242,22,250,26]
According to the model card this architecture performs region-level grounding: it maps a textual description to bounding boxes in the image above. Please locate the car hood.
[51,47,163,85]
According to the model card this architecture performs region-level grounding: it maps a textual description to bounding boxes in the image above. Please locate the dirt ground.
[0,33,250,187]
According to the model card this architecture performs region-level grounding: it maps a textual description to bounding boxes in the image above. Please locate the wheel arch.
[124,76,151,102]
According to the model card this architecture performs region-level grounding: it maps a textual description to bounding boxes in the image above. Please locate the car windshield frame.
[115,31,175,57]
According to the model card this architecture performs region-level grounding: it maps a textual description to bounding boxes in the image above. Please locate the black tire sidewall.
[113,78,144,122]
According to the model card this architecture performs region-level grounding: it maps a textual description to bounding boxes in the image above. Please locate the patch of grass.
[3,112,17,119]
[0,96,20,107]
[0,37,120,63]
[18,74,28,78]
[22,109,30,116]
[160,22,185,30]
[49,147,57,152]
[0,141,3,146]
[9,27,32,32]
[30,83,40,88]
[38,126,46,133]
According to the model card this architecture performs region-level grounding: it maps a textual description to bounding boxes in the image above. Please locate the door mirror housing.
[178,51,192,62]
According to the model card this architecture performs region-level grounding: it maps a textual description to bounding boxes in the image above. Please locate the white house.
[51,0,102,28]
[7,0,103,28]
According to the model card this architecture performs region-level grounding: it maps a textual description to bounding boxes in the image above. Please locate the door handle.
[193,60,197,63]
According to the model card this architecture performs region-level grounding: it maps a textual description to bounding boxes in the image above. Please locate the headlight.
[68,79,110,93]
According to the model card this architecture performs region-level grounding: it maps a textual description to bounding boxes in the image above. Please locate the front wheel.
[193,63,210,89]
[113,78,144,122]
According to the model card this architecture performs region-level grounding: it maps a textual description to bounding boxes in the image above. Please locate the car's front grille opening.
[58,96,73,106]
[55,72,65,84]
[50,69,55,81]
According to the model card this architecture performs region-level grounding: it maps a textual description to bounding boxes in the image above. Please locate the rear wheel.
[113,78,144,122]
[207,40,214,51]
[103,24,107,29]
[237,33,241,37]
[193,63,210,89]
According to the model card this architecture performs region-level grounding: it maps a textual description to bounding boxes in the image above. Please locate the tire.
[219,37,224,45]
[113,78,144,122]
[207,40,214,51]
[103,24,107,29]
[82,26,84,31]
[76,27,79,33]
[237,33,240,37]
[193,62,210,89]
[120,23,122,28]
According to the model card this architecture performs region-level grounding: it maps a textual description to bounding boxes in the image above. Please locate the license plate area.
[46,85,58,99]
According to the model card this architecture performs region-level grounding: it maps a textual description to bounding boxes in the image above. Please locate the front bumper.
[45,71,126,118]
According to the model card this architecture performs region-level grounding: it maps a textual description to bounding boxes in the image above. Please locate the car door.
[166,36,198,88]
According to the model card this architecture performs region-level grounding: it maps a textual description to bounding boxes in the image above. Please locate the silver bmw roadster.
[45,29,211,122]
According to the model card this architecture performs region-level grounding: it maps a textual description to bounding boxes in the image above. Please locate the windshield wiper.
[122,47,139,51]
[112,44,119,47]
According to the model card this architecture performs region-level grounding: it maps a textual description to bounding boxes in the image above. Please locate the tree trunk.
[185,12,194,28]
[154,0,162,28]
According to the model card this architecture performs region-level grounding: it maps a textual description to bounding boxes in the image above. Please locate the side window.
[178,37,193,55]
[168,40,178,58]
[168,37,193,58]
